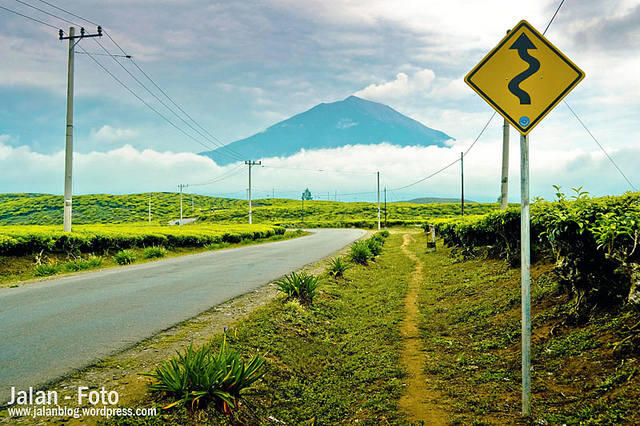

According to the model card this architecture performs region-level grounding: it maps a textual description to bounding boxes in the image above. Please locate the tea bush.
[434,191,640,315]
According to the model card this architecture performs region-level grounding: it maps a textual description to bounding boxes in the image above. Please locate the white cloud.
[0,139,636,202]
[355,69,435,101]
[92,125,139,143]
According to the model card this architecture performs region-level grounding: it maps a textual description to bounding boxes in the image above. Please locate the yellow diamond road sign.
[465,20,585,135]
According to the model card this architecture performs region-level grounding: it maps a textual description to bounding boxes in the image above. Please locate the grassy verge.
[0,230,308,288]
[412,231,640,424]
[107,232,411,425]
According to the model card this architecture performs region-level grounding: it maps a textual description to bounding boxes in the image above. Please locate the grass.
[108,232,413,424]
[0,230,310,288]
[410,231,640,425]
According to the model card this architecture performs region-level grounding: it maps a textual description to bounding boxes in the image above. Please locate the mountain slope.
[200,96,452,165]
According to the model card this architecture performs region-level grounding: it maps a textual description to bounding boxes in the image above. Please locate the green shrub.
[142,246,168,259]
[327,257,351,278]
[378,230,390,238]
[34,262,60,277]
[114,249,136,265]
[275,271,320,304]
[366,238,383,257]
[350,241,372,265]
[436,191,640,316]
[145,338,265,413]
[64,256,103,271]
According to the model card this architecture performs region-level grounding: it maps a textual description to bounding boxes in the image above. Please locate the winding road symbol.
[464,19,585,135]
[508,33,539,105]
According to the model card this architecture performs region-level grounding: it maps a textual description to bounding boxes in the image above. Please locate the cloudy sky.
[1,0,639,202]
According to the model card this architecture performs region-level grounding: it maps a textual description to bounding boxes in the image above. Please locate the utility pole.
[377,171,381,230]
[301,194,305,224]
[383,187,388,227]
[59,26,102,232]
[245,160,261,224]
[178,184,188,223]
[191,193,194,214]
[461,152,465,216]
[334,190,337,202]
[500,118,510,209]
[148,193,151,224]
[500,29,511,210]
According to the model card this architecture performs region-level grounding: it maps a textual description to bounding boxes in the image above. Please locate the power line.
[91,38,241,161]
[261,164,375,175]
[564,101,637,191]
[34,0,98,26]
[0,4,60,29]
[187,164,245,187]
[13,0,77,26]
[102,30,245,161]
[543,0,565,35]
[19,0,243,160]
[76,44,226,154]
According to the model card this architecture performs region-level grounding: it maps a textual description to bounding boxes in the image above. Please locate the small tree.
[302,188,313,201]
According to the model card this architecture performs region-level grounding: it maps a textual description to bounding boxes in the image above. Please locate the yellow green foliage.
[0,193,501,227]
[0,224,285,256]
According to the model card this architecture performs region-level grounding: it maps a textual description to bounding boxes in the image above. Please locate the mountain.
[404,197,478,204]
[200,95,452,165]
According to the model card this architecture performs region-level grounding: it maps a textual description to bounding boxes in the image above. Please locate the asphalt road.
[0,228,365,404]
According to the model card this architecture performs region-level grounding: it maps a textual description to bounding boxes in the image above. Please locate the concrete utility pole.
[178,184,188,223]
[148,193,151,224]
[59,26,102,232]
[500,118,510,209]
[461,152,465,216]
[377,171,381,230]
[384,187,387,228]
[500,30,511,211]
[245,161,261,224]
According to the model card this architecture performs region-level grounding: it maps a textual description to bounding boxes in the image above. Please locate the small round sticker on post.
[519,116,530,127]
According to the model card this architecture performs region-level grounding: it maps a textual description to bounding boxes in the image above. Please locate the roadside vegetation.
[422,190,640,423]
[0,227,305,288]
[116,231,405,424]
[0,192,501,227]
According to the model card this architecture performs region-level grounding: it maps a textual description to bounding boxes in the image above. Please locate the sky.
[1,0,639,202]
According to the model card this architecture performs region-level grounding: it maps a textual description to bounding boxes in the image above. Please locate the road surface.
[0,228,365,405]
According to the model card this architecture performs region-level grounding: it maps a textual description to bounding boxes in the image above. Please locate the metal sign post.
[520,133,531,415]
[464,19,585,417]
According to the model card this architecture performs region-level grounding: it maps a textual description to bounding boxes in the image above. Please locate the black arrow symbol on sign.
[508,33,540,105]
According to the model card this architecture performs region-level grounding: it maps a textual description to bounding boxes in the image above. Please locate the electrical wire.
[76,44,228,154]
[0,4,59,29]
[91,38,242,161]
[34,0,98,26]
[21,0,243,161]
[13,0,76,26]
[564,101,637,191]
[102,29,245,161]
[188,164,245,187]
[543,0,565,35]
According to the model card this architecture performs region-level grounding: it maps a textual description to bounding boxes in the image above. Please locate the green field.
[0,193,501,227]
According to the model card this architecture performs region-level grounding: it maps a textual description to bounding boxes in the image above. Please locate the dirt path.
[398,232,448,425]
